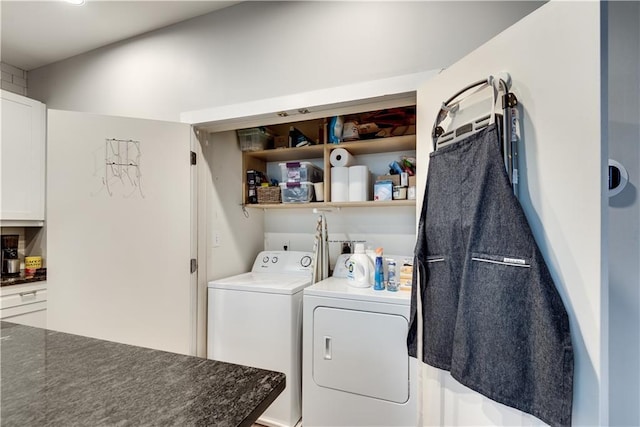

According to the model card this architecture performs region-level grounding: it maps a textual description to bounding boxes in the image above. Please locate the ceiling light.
[66,0,86,5]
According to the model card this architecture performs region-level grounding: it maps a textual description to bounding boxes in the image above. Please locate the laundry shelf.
[329,135,416,156]
[245,144,325,162]
[245,200,416,209]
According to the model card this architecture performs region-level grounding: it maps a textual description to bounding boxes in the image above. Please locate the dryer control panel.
[251,251,313,274]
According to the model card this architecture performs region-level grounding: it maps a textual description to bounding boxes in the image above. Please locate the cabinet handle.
[19,291,37,299]
[324,336,332,360]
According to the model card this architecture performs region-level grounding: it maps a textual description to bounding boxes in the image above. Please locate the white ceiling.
[1,0,240,71]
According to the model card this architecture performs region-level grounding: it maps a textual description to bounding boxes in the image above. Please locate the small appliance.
[1,235,20,277]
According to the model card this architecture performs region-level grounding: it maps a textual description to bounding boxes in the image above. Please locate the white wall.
[27,1,543,122]
[608,2,640,425]
[198,129,265,281]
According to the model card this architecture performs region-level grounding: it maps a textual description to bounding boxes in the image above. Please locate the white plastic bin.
[279,162,323,183]
[279,181,315,203]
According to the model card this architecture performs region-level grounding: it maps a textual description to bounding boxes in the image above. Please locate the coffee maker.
[1,234,20,277]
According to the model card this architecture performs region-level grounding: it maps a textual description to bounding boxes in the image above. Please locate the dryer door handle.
[324,336,332,360]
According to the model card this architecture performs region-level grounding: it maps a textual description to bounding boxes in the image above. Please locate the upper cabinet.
[1,90,46,225]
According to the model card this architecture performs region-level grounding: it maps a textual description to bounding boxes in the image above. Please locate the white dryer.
[302,255,417,426]
[208,250,313,427]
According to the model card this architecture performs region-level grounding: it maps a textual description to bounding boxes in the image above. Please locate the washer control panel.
[252,251,314,274]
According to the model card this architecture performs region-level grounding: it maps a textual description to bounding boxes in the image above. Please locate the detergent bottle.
[346,243,373,288]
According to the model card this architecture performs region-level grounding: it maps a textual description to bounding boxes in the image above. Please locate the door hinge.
[190,151,197,165]
[190,258,198,273]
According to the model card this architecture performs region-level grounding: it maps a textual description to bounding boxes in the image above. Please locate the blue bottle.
[374,247,385,291]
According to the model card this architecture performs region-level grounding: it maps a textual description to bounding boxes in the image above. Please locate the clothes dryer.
[302,255,417,426]
[208,250,313,427]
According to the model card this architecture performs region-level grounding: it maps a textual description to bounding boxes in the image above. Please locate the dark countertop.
[0,322,285,426]
[0,270,46,286]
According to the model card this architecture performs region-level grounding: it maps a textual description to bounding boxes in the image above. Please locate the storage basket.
[257,186,282,204]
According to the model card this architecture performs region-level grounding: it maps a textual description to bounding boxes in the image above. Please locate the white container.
[313,182,324,202]
[392,186,407,200]
[347,244,373,288]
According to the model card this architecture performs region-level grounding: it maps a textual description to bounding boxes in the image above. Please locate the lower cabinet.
[0,282,47,328]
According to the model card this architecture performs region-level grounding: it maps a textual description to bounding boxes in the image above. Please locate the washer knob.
[262,256,269,263]
[272,256,278,263]
[300,255,312,267]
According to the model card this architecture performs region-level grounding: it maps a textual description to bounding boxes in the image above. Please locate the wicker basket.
[257,186,282,204]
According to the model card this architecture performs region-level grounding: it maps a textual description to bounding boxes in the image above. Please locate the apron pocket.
[422,255,457,366]
[455,252,533,397]
[470,252,530,268]
[425,255,448,288]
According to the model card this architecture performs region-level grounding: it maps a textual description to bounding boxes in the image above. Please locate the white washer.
[302,254,417,426]
[208,250,313,427]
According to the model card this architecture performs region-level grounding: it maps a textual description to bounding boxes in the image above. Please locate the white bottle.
[347,243,373,288]
[365,246,376,284]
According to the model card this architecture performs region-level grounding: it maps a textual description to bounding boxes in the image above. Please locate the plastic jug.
[347,243,373,288]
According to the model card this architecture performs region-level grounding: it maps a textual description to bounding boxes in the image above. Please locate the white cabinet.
[0,282,47,328]
[1,90,46,225]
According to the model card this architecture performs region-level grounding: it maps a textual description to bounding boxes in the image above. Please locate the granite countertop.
[0,269,47,286]
[0,322,285,426]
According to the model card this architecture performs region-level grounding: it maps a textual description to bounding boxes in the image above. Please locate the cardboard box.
[376,174,400,186]
[409,175,416,187]
[274,136,288,149]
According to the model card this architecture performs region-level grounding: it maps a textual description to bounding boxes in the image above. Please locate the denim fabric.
[407,125,574,427]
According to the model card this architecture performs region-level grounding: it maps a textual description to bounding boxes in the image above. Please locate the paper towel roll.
[348,165,369,202]
[331,167,349,202]
[330,148,355,167]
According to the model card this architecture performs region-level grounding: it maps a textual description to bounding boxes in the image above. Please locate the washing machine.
[302,254,417,426]
[208,250,313,427]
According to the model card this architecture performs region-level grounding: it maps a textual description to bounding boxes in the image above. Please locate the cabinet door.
[47,110,195,355]
[0,90,46,221]
[312,306,409,403]
[2,304,47,328]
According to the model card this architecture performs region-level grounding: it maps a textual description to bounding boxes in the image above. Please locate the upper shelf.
[330,134,416,156]
[243,134,416,163]
[244,144,324,162]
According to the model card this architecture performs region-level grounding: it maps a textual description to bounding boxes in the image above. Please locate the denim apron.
[407,124,574,427]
